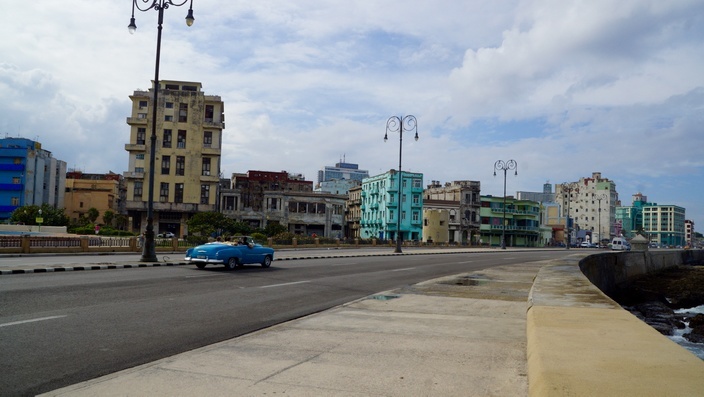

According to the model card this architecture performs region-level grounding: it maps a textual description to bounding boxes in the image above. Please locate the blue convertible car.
[185,236,274,270]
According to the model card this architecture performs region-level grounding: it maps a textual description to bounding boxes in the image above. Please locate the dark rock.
[689,314,704,328]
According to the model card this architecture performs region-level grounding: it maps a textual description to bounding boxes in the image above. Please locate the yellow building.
[124,80,225,237]
[422,207,450,244]
[64,172,123,225]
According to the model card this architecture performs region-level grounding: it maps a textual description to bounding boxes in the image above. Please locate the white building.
[555,172,619,244]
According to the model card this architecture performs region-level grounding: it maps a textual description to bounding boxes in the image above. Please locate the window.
[136,128,146,145]
[165,115,173,122]
[202,158,211,176]
[165,102,174,109]
[402,194,407,203]
[136,154,144,160]
[413,212,421,222]
[402,179,408,188]
[163,129,172,148]
[205,105,214,122]
[175,183,184,203]
[138,100,148,108]
[402,211,407,221]
[134,181,143,199]
[159,182,169,202]
[137,113,147,119]
[161,155,170,175]
[203,131,212,147]
[176,156,185,176]
[79,201,84,208]
[11,197,19,206]
[412,194,420,205]
[200,184,210,204]
[178,103,188,122]
[14,158,21,164]
[177,130,186,148]
[135,167,144,173]
[413,179,421,188]
[12,177,20,184]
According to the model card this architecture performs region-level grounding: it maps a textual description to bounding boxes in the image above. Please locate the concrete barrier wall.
[578,250,704,295]
[527,251,704,396]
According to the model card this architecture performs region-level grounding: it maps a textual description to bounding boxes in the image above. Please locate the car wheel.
[225,257,238,270]
[196,263,206,269]
[261,255,272,268]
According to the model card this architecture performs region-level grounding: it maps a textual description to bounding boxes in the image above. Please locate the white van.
[611,237,630,251]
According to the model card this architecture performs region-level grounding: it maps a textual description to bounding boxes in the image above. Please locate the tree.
[102,210,115,227]
[264,222,287,237]
[9,205,69,226]
[87,208,100,224]
[186,212,232,237]
[115,214,128,230]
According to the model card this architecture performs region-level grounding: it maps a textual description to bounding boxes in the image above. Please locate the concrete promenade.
[6,247,703,396]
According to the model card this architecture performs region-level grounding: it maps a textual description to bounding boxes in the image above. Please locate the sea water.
[670,305,704,360]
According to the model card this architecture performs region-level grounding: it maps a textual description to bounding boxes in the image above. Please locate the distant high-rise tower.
[317,157,369,184]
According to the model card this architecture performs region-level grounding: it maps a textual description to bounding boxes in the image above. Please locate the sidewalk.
[39,254,545,396]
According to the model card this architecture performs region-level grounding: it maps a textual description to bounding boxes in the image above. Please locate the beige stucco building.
[64,172,124,225]
[124,80,224,237]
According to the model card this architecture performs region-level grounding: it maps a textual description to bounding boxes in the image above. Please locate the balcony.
[125,143,146,152]
[123,171,144,179]
[200,173,219,182]
[125,201,215,213]
[203,119,224,129]
[126,117,148,125]
[201,145,220,155]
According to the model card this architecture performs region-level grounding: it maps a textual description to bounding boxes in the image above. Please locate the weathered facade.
[64,171,125,224]
[345,185,362,239]
[124,80,224,237]
[424,180,481,244]
[220,170,346,238]
[480,195,541,247]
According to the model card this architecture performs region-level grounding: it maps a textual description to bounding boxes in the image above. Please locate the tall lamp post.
[561,182,578,250]
[596,194,606,247]
[385,115,418,254]
[493,160,518,249]
[128,0,195,262]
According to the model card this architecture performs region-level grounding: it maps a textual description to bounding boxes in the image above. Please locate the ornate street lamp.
[596,194,606,247]
[128,0,195,262]
[493,160,517,249]
[561,182,579,250]
[384,115,418,254]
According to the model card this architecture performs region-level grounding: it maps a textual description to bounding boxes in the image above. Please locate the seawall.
[527,250,704,396]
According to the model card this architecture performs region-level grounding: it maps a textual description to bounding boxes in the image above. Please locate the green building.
[479,195,541,247]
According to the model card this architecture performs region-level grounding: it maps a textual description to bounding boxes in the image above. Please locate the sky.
[2,0,703,229]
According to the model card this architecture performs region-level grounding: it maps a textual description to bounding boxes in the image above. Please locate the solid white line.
[259,280,310,289]
[0,315,68,328]
[391,267,416,272]
[331,262,359,266]
[456,261,474,264]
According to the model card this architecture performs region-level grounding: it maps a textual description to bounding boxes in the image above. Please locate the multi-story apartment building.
[615,192,649,238]
[220,170,346,238]
[479,195,541,247]
[345,185,362,239]
[643,204,686,247]
[124,80,225,237]
[685,219,694,246]
[360,170,423,241]
[0,137,66,220]
[423,180,481,244]
[64,171,125,224]
[555,172,618,244]
[422,206,451,244]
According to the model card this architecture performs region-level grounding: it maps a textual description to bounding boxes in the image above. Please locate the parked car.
[580,241,597,248]
[157,232,175,238]
[184,236,274,270]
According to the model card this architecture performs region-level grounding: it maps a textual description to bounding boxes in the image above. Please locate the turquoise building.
[360,170,423,242]
[479,195,541,247]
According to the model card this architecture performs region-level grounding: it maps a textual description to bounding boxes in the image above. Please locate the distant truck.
[610,237,630,251]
